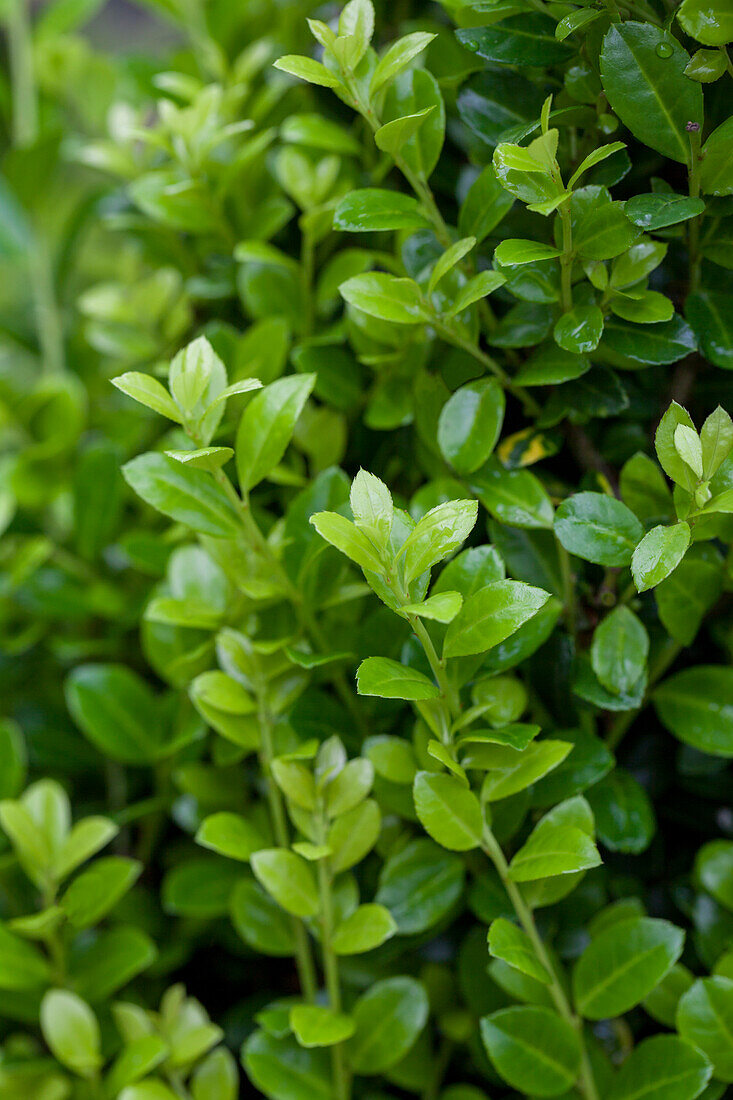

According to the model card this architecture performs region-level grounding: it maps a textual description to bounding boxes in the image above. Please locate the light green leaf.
[290,1005,355,1048]
[339,273,427,323]
[251,849,320,918]
[632,523,690,592]
[444,580,550,658]
[488,918,551,984]
[195,813,265,862]
[356,656,439,700]
[413,772,483,851]
[332,904,398,955]
[236,374,315,493]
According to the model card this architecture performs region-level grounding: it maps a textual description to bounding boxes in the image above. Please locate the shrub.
[0,0,732,1098]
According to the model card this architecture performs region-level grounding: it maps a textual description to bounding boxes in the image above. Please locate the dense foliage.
[1,0,733,1097]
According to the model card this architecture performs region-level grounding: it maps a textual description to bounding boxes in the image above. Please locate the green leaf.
[375,838,464,933]
[0,921,51,990]
[191,1050,238,1100]
[106,1036,169,1096]
[165,447,234,473]
[428,236,476,295]
[55,816,118,880]
[61,856,142,929]
[572,188,640,261]
[686,291,733,369]
[685,46,728,80]
[654,666,733,757]
[600,24,703,164]
[701,406,733,477]
[480,1006,582,1097]
[700,117,733,195]
[356,656,439,700]
[119,1083,179,1100]
[573,917,685,1019]
[494,239,562,266]
[458,164,515,244]
[375,108,435,158]
[350,468,393,546]
[567,142,627,188]
[40,990,102,1077]
[370,32,437,96]
[274,55,344,89]
[446,269,507,316]
[332,904,398,955]
[677,977,733,1082]
[236,374,315,493]
[632,522,691,592]
[508,824,601,882]
[588,769,655,854]
[555,5,604,39]
[243,1031,331,1100]
[196,813,265,862]
[310,511,386,574]
[250,849,320,917]
[401,499,478,583]
[340,273,427,323]
[65,664,173,765]
[346,976,429,1074]
[603,315,696,364]
[231,880,295,958]
[122,453,240,538]
[413,772,483,851]
[488,918,551,983]
[625,193,706,230]
[112,372,183,422]
[444,580,550,658]
[290,1005,355,1048]
[334,189,430,232]
[554,492,643,566]
[608,1034,712,1100]
[438,380,505,476]
[72,926,156,1002]
[696,840,733,910]
[325,758,374,816]
[480,740,572,801]
[554,305,604,354]
[655,402,698,490]
[591,606,649,695]
[402,591,463,623]
[471,460,555,529]
[456,16,572,66]
[675,424,703,478]
[677,0,733,46]
[656,545,724,644]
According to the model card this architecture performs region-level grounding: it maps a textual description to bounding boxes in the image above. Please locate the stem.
[258,697,318,1002]
[301,228,315,337]
[210,466,366,733]
[7,0,38,147]
[557,540,576,637]
[317,847,350,1100]
[481,829,600,1100]
[687,129,702,294]
[435,322,541,416]
[558,200,574,313]
[30,236,66,376]
[405,589,600,1100]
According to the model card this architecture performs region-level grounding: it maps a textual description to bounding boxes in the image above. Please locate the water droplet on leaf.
[655,42,673,58]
